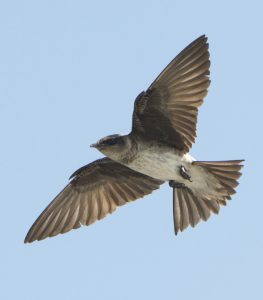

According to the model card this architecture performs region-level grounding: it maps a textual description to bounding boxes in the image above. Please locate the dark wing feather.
[24,158,163,243]
[131,35,210,153]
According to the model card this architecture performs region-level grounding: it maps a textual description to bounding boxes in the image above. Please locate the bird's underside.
[116,144,244,235]
[24,35,244,243]
[169,160,244,234]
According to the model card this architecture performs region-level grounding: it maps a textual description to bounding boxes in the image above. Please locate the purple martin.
[24,35,244,243]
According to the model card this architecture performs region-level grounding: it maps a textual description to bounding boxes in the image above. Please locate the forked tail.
[173,160,244,234]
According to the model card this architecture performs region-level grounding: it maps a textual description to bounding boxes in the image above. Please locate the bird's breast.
[124,146,194,181]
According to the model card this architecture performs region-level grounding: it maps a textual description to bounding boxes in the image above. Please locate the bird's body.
[116,139,194,182]
[24,35,244,243]
[108,139,225,202]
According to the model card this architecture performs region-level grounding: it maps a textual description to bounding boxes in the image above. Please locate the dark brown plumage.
[132,35,210,152]
[25,35,244,243]
[24,158,163,243]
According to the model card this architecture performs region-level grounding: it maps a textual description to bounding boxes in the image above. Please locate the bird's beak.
[90,143,97,148]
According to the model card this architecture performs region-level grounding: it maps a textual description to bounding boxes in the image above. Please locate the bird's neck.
[118,134,139,164]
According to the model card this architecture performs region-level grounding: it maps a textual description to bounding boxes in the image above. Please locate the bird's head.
[90,134,128,160]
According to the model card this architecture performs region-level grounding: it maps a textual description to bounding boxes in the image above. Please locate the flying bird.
[24,35,244,243]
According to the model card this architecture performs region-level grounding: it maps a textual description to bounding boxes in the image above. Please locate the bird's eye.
[105,139,117,146]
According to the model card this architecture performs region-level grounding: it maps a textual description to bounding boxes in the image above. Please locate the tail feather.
[193,160,244,198]
[173,160,244,234]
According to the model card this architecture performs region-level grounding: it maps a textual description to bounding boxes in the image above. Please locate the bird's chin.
[100,149,118,161]
[95,147,108,156]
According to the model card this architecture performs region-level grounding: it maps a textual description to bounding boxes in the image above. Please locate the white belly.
[126,147,194,181]
[122,146,224,200]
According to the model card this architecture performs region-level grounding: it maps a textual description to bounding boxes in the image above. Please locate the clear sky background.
[1,1,262,299]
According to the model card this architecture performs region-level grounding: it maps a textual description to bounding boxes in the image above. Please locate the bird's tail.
[173,160,244,234]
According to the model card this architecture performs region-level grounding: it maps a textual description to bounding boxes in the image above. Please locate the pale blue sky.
[1,1,262,299]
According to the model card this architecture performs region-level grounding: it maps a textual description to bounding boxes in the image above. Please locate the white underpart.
[128,147,194,181]
[125,146,222,199]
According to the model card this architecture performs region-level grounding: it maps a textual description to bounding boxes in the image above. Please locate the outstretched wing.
[131,35,210,153]
[24,158,163,243]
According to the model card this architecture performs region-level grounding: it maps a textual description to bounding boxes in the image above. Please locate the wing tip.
[24,228,40,243]
[24,234,35,244]
[24,228,32,243]
[193,34,208,45]
[198,34,207,40]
